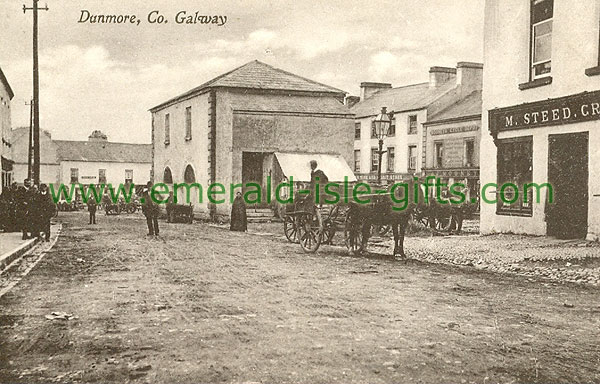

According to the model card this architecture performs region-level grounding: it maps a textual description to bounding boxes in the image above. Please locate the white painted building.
[0,67,14,194]
[12,129,152,190]
[482,0,600,240]
[350,63,483,183]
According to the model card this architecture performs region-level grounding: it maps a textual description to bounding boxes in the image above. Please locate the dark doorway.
[242,152,266,207]
[547,132,588,239]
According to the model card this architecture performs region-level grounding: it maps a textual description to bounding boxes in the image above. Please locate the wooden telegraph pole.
[23,0,48,185]
[25,99,33,180]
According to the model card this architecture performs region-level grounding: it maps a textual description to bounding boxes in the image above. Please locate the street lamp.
[373,107,392,184]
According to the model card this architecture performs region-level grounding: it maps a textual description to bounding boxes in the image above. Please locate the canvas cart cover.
[274,152,357,183]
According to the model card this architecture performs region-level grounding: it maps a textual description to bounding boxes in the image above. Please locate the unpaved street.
[1,212,599,383]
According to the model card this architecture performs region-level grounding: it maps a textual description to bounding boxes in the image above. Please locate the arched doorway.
[163,167,173,184]
[184,164,196,183]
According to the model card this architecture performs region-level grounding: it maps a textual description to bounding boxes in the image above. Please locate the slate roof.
[11,127,151,163]
[425,90,482,124]
[350,81,457,118]
[151,60,347,112]
[230,94,353,116]
[54,140,152,163]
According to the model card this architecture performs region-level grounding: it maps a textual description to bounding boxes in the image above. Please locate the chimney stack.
[88,130,108,142]
[428,66,456,88]
[456,62,483,91]
[360,82,392,100]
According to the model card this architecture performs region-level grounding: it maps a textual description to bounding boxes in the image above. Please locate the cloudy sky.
[0,0,484,144]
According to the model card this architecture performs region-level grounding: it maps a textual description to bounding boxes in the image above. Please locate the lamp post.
[373,107,392,185]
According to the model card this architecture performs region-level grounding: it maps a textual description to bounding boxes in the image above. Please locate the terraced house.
[350,62,483,184]
[150,60,355,221]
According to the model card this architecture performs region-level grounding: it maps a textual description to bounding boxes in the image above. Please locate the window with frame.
[464,139,475,167]
[408,145,417,170]
[354,149,361,172]
[497,137,533,215]
[434,142,444,168]
[371,148,378,172]
[99,169,107,184]
[371,120,377,138]
[185,106,192,140]
[408,115,418,135]
[530,0,553,80]
[388,118,396,136]
[164,113,170,145]
[355,122,361,140]
[70,168,79,183]
[125,169,133,184]
[387,147,395,172]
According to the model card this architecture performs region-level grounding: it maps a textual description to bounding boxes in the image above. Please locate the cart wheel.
[297,213,322,253]
[283,214,299,243]
[344,212,364,255]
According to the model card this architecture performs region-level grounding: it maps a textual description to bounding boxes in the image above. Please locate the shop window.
[531,0,553,80]
[354,149,360,172]
[387,147,395,172]
[408,115,418,135]
[497,136,533,215]
[355,122,361,140]
[408,145,417,170]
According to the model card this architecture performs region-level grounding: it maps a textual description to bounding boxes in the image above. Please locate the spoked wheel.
[344,211,364,255]
[283,214,299,243]
[297,212,322,253]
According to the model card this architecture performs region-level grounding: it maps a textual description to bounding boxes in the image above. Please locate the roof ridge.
[54,139,150,145]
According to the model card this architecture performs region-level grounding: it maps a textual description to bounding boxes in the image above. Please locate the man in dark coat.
[142,181,160,236]
[87,199,97,224]
[38,184,55,241]
[309,160,328,206]
[230,191,247,232]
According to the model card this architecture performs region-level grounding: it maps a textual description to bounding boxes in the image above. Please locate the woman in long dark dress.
[230,191,247,231]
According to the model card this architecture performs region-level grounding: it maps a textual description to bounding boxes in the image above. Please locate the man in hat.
[142,181,160,236]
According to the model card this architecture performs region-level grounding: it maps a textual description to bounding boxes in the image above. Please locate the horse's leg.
[361,221,371,253]
[392,222,399,256]
[397,216,408,258]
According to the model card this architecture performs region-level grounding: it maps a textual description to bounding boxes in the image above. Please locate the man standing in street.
[142,181,160,237]
[87,198,97,224]
[16,179,32,239]
[38,184,55,241]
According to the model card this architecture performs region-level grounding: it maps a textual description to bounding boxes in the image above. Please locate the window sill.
[585,65,600,77]
[185,137,192,142]
[518,76,552,90]
[164,141,170,146]
[496,210,533,217]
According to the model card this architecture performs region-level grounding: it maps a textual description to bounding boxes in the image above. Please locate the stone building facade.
[482,0,600,240]
[150,60,355,220]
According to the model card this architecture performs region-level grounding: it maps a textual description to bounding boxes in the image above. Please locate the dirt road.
[1,213,599,383]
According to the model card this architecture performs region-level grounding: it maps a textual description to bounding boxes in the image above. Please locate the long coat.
[230,195,247,232]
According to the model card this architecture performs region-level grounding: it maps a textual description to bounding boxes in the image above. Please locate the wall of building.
[59,160,151,187]
[423,119,481,170]
[151,92,211,216]
[353,109,427,177]
[482,0,600,238]
[11,129,60,185]
[0,81,12,193]
[222,89,354,216]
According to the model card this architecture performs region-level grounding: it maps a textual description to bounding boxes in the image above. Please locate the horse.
[346,179,425,257]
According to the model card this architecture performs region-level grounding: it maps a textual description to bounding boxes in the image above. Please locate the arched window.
[184,164,196,184]
[163,167,173,184]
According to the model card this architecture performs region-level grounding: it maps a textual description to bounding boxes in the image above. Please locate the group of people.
[0,179,56,241]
